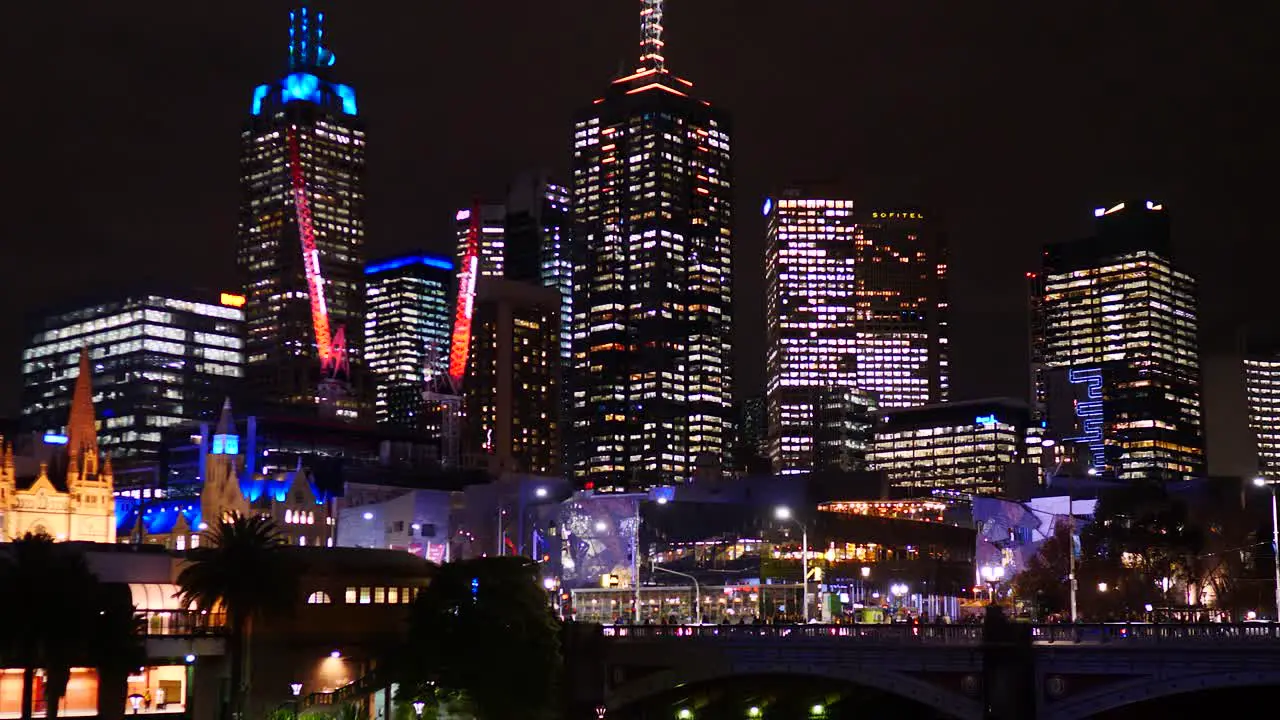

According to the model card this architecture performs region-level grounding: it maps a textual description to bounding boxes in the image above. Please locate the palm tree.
[89,586,146,720]
[0,533,100,720]
[177,513,301,720]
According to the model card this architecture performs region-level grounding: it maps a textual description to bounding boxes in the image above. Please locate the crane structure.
[448,202,482,387]
[287,125,348,382]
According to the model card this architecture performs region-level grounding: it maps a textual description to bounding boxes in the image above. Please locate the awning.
[129,583,185,611]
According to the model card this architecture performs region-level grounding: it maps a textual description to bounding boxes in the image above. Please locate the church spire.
[66,347,99,463]
[215,397,235,436]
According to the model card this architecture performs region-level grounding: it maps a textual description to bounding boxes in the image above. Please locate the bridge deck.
[601,623,1280,645]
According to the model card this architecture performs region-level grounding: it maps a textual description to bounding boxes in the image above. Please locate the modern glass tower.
[456,203,508,280]
[764,193,947,474]
[21,292,244,461]
[1040,201,1203,482]
[364,253,454,433]
[237,7,367,422]
[569,0,733,490]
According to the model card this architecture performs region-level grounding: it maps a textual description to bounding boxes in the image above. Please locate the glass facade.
[569,12,734,489]
[868,400,1029,496]
[456,202,508,280]
[237,8,367,421]
[364,254,454,432]
[1244,355,1280,476]
[1040,201,1203,482]
[21,294,244,460]
[764,196,947,474]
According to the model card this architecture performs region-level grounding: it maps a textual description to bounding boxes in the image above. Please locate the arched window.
[306,591,332,605]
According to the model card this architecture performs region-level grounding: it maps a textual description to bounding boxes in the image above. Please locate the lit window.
[307,591,332,605]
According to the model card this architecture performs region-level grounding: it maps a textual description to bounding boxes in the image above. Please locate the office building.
[868,399,1032,496]
[505,171,573,363]
[1244,353,1280,477]
[364,253,454,432]
[464,278,562,477]
[1040,201,1203,482]
[569,1,733,489]
[237,7,368,421]
[764,194,947,473]
[20,293,244,460]
[456,202,507,279]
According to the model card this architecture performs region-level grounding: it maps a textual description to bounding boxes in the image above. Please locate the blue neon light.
[1066,367,1107,472]
[211,434,239,455]
[251,84,270,115]
[762,198,773,216]
[283,72,321,105]
[365,254,454,275]
[332,83,357,114]
[975,414,998,426]
[43,433,68,445]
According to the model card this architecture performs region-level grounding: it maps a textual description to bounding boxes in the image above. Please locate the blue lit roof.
[366,254,454,275]
[250,8,357,117]
[116,497,202,535]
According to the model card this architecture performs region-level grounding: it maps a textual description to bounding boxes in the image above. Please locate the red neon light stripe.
[286,127,333,369]
[448,202,481,386]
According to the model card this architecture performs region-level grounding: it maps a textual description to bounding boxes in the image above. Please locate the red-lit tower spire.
[448,202,482,389]
[639,0,666,71]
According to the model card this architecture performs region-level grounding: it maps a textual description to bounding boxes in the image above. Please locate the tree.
[177,513,301,720]
[399,556,561,720]
[89,586,146,720]
[1012,519,1074,618]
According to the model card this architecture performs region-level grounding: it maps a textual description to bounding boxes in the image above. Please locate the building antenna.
[639,0,666,71]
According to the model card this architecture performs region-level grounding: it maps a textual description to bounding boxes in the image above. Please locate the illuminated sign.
[975,414,998,427]
[220,292,246,308]
[1066,367,1107,472]
[870,211,924,220]
[43,433,68,445]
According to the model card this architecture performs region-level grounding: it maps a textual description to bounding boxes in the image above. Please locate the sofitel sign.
[870,211,924,220]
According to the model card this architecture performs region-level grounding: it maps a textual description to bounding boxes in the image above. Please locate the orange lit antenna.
[639,0,665,71]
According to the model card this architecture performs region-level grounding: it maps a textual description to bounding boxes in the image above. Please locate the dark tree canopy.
[400,556,561,720]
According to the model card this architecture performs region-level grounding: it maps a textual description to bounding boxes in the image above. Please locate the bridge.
[580,623,1280,719]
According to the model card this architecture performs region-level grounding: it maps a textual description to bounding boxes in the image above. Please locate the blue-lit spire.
[288,7,336,71]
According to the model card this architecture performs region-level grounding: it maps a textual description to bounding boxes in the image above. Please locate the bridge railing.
[602,623,1280,645]
[601,624,984,644]
[140,610,227,637]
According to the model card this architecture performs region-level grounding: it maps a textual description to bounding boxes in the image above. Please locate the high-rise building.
[364,253,455,433]
[463,279,562,477]
[505,172,573,364]
[1040,200,1203,482]
[868,399,1032,496]
[21,293,244,461]
[1242,354,1280,477]
[763,194,948,474]
[569,0,733,489]
[237,7,367,421]
[457,203,507,280]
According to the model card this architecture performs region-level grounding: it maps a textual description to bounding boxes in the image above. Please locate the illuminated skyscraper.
[21,292,244,461]
[456,203,507,280]
[764,193,947,474]
[1040,201,1203,482]
[1243,354,1280,477]
[569,0,733,490]
[364,253,454,432]
[505,172,573,364]
[237,7,367,421]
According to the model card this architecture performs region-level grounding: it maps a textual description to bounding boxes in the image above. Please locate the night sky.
[1,1,1276,416]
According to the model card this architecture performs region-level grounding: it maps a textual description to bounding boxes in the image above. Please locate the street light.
[413,700,426,718]
[1254,476,1280,620]
[1097,582,1108,593]
[596,705,608,719]
[775,506,810,622]
[981,565,1005,602]
[289,683,303,720]
[653,563,702,624]
[535,486,548,499]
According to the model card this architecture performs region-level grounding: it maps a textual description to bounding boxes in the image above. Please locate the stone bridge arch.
[605,657,983,720]
[1043,668,1280,719]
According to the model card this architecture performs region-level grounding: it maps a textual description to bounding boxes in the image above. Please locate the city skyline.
[1,1,1276,418]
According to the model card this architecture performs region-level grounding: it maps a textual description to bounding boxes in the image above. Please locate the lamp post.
[1254,477,1280,620]
[653,563,702,624]
[980,565,1005,603]
[413,700,426,718]
[776,506,809,622]
[290,683,303,720]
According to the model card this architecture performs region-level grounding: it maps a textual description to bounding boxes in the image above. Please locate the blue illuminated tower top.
[251,6,357,117]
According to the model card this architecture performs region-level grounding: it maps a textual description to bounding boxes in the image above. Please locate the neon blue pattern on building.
[1066,367,1106,472]
[365,254,454,275]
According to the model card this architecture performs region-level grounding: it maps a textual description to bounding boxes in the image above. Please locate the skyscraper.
[456,203,507,280]
[21,292,244,461]
[1243,353,1280,477]
[763,193,947,473]
[505,172,573,365]
[1040,201,1203,482]
[364,253,455,433]
[463,279,562,476]
[237,7,367,422]
[569,0,733,490]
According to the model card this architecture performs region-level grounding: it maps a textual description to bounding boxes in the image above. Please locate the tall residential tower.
[237,7,367,421]
[569,0,734,490]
